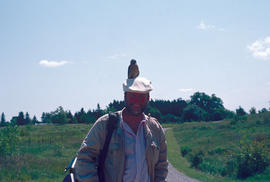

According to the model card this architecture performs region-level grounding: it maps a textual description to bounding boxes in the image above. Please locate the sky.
[1,0,270,120]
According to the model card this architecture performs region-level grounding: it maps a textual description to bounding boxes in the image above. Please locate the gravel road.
[166,162,200,182]
[164,128,201,182]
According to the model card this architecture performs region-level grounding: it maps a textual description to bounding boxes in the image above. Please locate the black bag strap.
[98,112,119,182]
[63,112,119,182]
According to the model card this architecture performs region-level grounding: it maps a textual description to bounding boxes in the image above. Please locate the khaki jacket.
[74,111,168,182]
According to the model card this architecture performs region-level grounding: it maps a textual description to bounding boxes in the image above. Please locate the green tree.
[67,111,75,123]
[106,100,125,112]
[147,99,187,117]
[32,115,38,124]
[259,108,268,113]
[190,92,225,121]
[236,106,246,116]
[97,103,101,111]
[25,112,31,125]
[146,105,162,121]
[50,106,69,124]
[249,107,256,115]
[91,104,105,121]
[17,112,25,125]
[1,112,6,127]
[10,116,18,126]
[95,103,105,119]
[190,92,212,111]
[75,108,87,123]
[86,110,97,123]
[41,112,52,123]
[182,104,207,122]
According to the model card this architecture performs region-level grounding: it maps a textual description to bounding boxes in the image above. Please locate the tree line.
[1,92,269,127]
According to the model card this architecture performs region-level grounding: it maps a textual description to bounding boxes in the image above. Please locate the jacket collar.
[117,109,154,147]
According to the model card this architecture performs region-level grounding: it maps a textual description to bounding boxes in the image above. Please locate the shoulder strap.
[101,112,118,159]
[67,113,119,182]
[98,112,119,182]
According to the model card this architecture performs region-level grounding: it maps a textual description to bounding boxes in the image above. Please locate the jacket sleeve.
[74,116,107,182]
[154,127,168,182]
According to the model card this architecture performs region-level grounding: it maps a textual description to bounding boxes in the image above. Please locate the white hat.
[123,77,153,93]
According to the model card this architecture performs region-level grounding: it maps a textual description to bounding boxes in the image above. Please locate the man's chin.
[131,111,143,116]
[126,107,143,116]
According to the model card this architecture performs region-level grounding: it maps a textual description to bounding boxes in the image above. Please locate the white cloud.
[248,37,270,60]
[39,60,70,67]
[197,20,224,31]
[179,88,194,93]
[107,53,127,60]
[266,81,270,86]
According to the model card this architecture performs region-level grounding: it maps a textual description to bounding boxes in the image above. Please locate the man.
[75,60,168,182]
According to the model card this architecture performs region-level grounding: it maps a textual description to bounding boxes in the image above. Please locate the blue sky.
[1,0,270,120]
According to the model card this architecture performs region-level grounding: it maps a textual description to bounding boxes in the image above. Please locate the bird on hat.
[128,59,139,79]
[123,59,153,93]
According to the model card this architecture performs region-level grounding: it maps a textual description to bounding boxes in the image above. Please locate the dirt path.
[167,162,200,182]
[164,128,200,182]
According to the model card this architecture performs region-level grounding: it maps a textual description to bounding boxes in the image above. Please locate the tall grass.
[0,124,92,182]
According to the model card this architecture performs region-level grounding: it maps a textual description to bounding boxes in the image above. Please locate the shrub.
[197,159,222,175]
[188,150,204,168]
[256,120,262,125]
[230,115,247,125]
[235,139,270,179]
[180,146,192,157]
[231,115,240,124]
[208,147,226,155]
[262,112,270,123]
[222,157,238,177]
[230,119,237,125]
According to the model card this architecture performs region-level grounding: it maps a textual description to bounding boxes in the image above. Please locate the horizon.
[1,92,269,121]
[1,0,270,121]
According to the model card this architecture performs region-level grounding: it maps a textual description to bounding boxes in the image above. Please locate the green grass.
[166,128,236,182]
[0,124,92,182]
[1,112,270,181]
[166,112,270,182]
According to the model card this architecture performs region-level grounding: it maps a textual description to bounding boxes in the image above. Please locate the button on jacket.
[74,111,168,182]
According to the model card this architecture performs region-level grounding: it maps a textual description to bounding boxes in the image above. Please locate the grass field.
[0,124,92,182]
[1,112,270,181]
[166,112,270,182]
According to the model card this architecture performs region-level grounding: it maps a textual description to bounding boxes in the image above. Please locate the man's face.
[125,92,149,116]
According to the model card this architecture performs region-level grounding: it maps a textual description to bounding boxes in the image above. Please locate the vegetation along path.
[164,128,200,182]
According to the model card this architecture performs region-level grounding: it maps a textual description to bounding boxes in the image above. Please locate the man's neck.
[122,108,144,134]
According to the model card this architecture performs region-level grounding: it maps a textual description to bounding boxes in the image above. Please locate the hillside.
[167,111,270,182]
